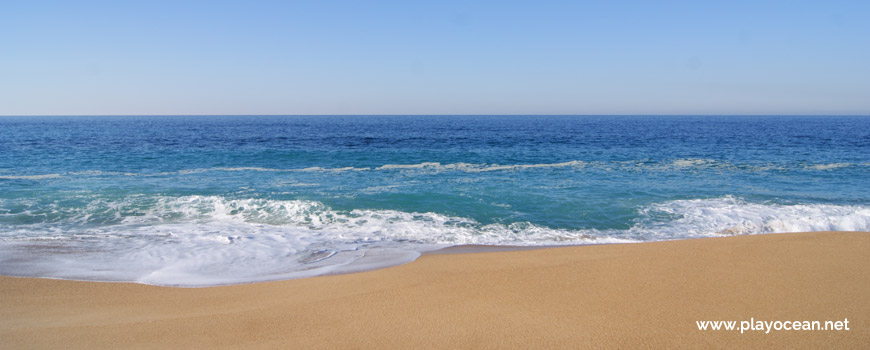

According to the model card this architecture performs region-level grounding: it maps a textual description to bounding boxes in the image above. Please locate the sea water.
[1,115,868,286]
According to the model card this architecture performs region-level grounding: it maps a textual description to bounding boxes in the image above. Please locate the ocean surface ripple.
[1,115,868,285]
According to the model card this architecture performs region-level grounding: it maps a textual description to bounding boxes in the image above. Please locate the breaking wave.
[0,195,868,286]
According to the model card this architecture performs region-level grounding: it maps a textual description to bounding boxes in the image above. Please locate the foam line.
[1,195,868,286]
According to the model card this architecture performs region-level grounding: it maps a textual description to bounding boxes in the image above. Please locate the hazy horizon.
[3,114,870,117]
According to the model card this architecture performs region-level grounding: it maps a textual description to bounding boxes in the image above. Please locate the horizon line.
[2,113,870,117]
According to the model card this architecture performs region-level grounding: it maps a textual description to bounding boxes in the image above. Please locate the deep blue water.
[1,115,869,285]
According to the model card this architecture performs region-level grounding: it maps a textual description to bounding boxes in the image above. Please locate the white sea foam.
[374,160,587,173]
[67,170,139,176]
[671,158,716,168]
[632,196,870,237]
[209,167,285,172]
[0,174,62,180]
[806,163,853,171]
[1,195,867,286]
[376,162,441,170]
[141,166,368,176]
[0,196,629,286]
[2,158,859,181]
[297,166,368,172]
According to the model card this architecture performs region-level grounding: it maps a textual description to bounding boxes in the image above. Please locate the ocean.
[1,115,868,286]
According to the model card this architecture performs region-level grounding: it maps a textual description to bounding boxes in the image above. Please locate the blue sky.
[1,0,868,115]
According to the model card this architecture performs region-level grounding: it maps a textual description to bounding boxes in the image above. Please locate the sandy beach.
[1,231,868,349]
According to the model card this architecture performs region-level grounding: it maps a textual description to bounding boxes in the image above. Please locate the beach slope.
[1,231,868,349]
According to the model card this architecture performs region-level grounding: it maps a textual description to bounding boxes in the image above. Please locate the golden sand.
[2,231,868,349]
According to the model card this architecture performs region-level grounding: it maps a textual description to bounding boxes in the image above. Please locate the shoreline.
[425,243,563,254]
[2,231,868,348]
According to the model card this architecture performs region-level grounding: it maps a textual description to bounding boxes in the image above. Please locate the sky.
[1,0,868,115]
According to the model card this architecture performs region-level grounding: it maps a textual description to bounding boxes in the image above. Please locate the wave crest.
[2,195,868,286]
[634,196,870,236]
[2,159,865,180]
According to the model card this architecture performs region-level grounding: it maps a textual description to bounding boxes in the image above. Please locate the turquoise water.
[1,115,869,285]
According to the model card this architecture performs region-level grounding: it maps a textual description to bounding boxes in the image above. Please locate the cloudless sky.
[1,0,868,115]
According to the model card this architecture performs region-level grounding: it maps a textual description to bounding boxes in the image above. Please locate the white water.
[2,159,866,180]
[0,195,868,286]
